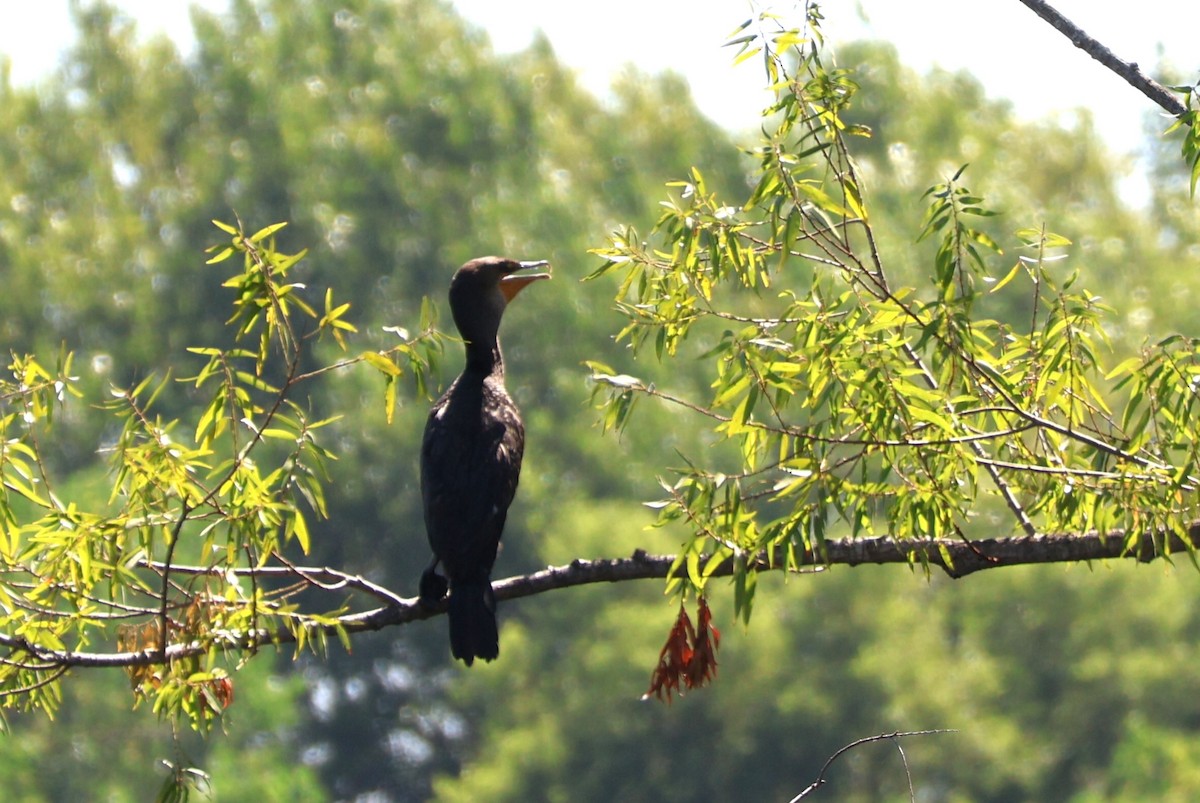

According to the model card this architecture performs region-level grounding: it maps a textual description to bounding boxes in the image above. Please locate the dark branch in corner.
[1,524,1197,672]
[1016,0,1187,116]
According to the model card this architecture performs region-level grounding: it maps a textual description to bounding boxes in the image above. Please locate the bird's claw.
[419,568,449,603]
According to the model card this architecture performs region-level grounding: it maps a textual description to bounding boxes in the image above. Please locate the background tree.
[1,1,1200,801]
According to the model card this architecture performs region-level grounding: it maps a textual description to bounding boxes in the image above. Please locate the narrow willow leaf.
[249,222,287,242]
[362,351,402,377]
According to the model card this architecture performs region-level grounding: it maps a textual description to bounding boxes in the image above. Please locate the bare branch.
[1016,0,1187,117]
[3,523,1199,673]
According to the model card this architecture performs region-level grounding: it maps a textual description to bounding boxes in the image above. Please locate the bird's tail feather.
[448,582,498,666]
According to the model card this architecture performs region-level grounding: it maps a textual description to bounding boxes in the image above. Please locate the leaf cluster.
[0,220,442,728]
[587,8,1200,623]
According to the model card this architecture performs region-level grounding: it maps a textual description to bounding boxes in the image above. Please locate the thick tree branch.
[2,523,1197,673]
[1017,0,1187,116]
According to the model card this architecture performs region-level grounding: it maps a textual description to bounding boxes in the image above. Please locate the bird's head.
[448,256,552,341]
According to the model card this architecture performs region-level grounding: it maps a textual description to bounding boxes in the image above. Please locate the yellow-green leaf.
[362,351,402,377]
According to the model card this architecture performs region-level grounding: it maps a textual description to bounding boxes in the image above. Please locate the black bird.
[419,256,551,665]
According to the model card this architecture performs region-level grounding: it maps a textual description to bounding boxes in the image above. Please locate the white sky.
[0,1,1197,183]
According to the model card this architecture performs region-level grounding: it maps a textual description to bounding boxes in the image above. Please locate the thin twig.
[788,728,956,801]
[140,559,410,608]
[159,501,192,658]
[0,665,69,699]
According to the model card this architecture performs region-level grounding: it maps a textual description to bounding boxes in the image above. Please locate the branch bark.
[2,523,1196,674]
[1017,0,1187,116]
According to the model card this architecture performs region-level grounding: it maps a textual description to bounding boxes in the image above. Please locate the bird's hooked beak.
[499,260,552,302]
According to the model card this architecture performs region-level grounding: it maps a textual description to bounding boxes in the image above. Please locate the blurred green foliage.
[0,1,1199,801]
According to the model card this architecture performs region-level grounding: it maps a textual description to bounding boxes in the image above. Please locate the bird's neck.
[464,337,504,378]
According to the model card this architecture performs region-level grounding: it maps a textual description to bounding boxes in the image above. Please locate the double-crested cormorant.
[419,256,551,665]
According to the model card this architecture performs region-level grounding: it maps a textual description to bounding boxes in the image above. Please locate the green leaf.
[792,180,851,218]
[989,262,1022,294]
[384,375,397,425]
[362,351,402,377]
[205,247,234,265]
[292,511,311,553]
[249,222,287,242]
[906,405,955,434]
[686,550,703,590]
[732,46,762,66]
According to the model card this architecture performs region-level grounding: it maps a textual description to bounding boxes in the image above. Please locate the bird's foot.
[419,568,449,603]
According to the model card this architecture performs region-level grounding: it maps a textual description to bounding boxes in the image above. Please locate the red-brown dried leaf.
[212,676,234,709]
[642,606,695,703]
[198,676,235,714]
[684,597,720,690]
